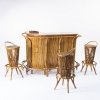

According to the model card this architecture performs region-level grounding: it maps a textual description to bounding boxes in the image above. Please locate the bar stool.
[80,41,98,75]
[5,41,24,80]
[54,48,79,93]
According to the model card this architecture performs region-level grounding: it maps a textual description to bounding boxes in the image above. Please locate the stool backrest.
[58,48,75,78]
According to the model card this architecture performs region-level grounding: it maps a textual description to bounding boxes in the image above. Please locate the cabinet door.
[46,36,59,68]
[32,37,48,69]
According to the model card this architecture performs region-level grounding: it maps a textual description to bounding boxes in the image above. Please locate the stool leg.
[54,77,61,90]
[84,65,88,75]
[10,68,13,80]
[67,79,69,93]
[56,74,58,82]
[90,65,92,71]
[92,65,97,75]
[16,68,19,74]
[80,62,85,72]
[62,79,64,85]
[26,68,29,74]
[71,78,76,88]
[5,67,9,77]
[17,68,24,78]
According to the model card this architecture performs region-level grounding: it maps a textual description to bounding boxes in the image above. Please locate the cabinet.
[22,33,80,76]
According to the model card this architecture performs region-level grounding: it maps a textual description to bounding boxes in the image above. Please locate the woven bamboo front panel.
[6,47,19,67]
[26,34,78,69]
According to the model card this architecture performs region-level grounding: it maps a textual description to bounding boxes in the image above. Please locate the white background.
[0,0,100,100]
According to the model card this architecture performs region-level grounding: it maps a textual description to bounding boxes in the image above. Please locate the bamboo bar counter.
[22,32,80,76]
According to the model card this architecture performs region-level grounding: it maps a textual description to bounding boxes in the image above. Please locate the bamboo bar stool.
[80,41,98,75]
[54,48,79,93]
[5,41,23,80]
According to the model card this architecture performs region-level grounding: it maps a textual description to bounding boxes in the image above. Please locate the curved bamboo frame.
[5,41,16,47]
[85,41,98,46]
[22,33,33,73]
